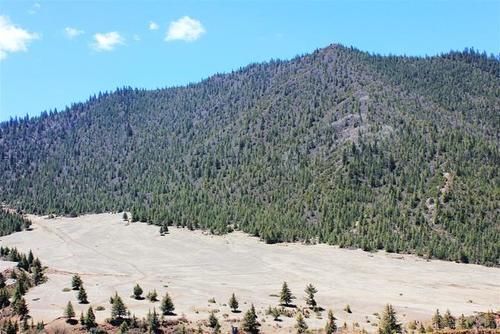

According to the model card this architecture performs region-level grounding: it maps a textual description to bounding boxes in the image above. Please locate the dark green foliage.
[0,45,498,265]
[65,301,75,319]
[78,285,88,304]
[241,304,260,334]
[133,283,143,299]
[304,283,317,309]
[1,319,18,334]
[85,306,97,329]
[280,281,294,306]
[229,292,239,312]
[378,304,401,334]
[0,273,5,288]
[432,309,443,330]
[111,293,128,320]
[443,309,455,329]
[13,297,29,318]
[72,274,82,290]
[146,289,158,302]
[147,308,160,334]
[160,292,175,315]
[0,288,10,308]
[0,210,31,236]
[325,310,337,334]
[295,312,308,334]
[208,312,220,333]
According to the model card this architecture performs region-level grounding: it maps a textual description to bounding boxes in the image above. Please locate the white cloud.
[149,21,159,30]
[0,16,38,60]
[165,16,205,42]
[92,31,124,51]
[64,27,84,39]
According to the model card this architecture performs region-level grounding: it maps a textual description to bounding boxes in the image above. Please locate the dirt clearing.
[0,213,498,333]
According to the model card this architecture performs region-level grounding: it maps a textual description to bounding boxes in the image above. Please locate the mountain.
[0,45,498,265]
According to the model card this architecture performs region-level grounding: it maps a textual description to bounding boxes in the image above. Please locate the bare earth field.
[0,213,498,333]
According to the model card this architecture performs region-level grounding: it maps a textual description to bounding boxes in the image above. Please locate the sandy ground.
[0,213,498,333]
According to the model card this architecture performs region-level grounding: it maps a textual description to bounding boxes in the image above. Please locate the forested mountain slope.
[1,45,498,265]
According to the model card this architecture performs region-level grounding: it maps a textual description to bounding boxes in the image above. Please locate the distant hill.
[1,44,498,265]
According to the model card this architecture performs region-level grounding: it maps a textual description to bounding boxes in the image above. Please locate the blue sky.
[0,0,499,121]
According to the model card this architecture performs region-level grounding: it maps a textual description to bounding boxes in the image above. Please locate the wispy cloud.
[92,31,124,51]
[28,2,41,15]
[64,27,84,39]
[149,21,159,31]
[165,16,205,42]
[0,16,39,60]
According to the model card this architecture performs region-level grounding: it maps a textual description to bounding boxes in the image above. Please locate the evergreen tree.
[432,309,443,330]
[0,272,5,288]
[325,310,337,334]
[133,283,143,299]
[14,297,29,319]
[123,212,128,221]
[146,289,158,302]
[443,309,455,329]
[280,281,294,306]
[71,274,82,290]
[378,304,401,334]
[85,306,97,329]
[0,288,10,308]
[80,312,85,326]
[241,304,260,334]
[160,292,175,315]
[295,312,308,334]
[119,321,129,334]
[229,292,239,312]
[64,301,75,320]
[147,308,160,334]
[78,285,88,304]
[484,310,496,329]
[457,314,469,330]
[111,293,128,320]
[304,283,318,309]
[208,312,221,333]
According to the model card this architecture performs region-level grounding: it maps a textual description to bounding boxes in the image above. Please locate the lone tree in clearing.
[122,212,128,221]
[304,283,318,309]
[279,281,294,307]
[111,293,128,321]
[325,310,337,334]
[133,283,143,299]
[78,285,88,304]
[378,304,401,334]
[229,293,239,312]
[64,301,76,321]
[295,312,308,334]
[146,289,158,302]
[241,304,260,334]
[71,274,82,290]
[160,292,175,315]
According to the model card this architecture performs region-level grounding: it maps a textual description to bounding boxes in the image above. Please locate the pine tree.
[160,292,175,315]
[208,312,221,333]
[147,289,158,302]
[78,285,88,304]
[133,283,143,299]
[71,274,82,290]
[378,304,401,334]
[432,309,443,330]
[325,310,337,334]
[86,306,97,329]
[443,309,455,329]
[64,301,75,320]
[111,293,128,320]
[0,273,5,288]
[457,314,468,329]
[304,283,318,309]
[147,308,160,334]
[0,288,10,308]
[80,312,85,326]
[280,281,294,306]
[484,310,496,329]
[229,293,239,312]
[119,321,129,334]
[241,304,260,334]
[295,312,308,334]
[14,297,29,319]
[123,212,128,221]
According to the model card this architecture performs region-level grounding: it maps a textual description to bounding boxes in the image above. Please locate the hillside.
[0,44,498,265]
